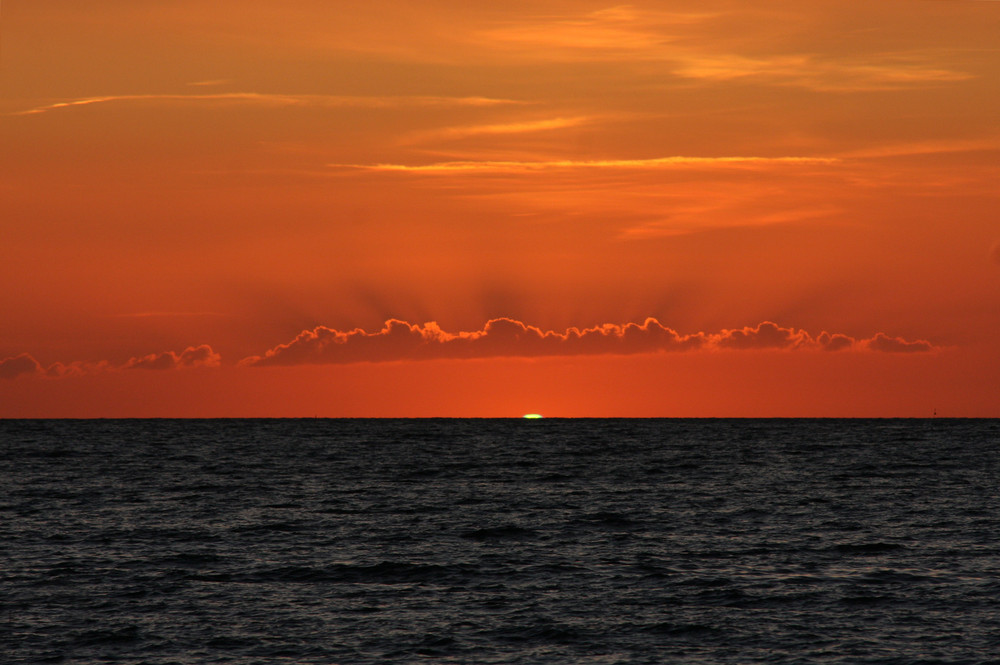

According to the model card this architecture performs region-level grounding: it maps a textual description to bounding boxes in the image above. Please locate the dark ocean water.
[3,419,1000,664]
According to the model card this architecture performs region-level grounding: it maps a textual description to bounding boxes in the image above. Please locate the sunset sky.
[2,0,999,417]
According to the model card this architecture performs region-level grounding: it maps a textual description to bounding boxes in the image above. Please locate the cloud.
[839,137,1000,160]
[242,317,705,367]
[409,116,594,142]
[471,7,972,91]
[242,319,937,367]
[817,332,855,352]
[186,79,234,87]
[43,360,111,378]
[123,345,222,370]
[621,205,841,239]
[473,7,716,61]
[714,324,936,354]
[716,323,929,353]
[331,155,838,174]
[0,323,939,380]
[0,353,44,379]
[11,94,522,116]
[863,333,936,354]
[671,53,974,92]
[1,346,221,379]
[715,322,813,350]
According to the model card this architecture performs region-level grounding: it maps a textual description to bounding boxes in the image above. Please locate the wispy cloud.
[327,152,845,238]
[672,53,975,91]
[331,155,838,174]
[838,136,1000,159]
[472,6,974,91]
[409,116,595,142]
[11,93,523,116]
[186,79,234,87]
[620,205,842,239]
[474,6,715,61]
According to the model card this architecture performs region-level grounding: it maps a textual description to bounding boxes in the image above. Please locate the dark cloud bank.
[0,345,220,380]
[0,320,937,380]
[242,318,936,367]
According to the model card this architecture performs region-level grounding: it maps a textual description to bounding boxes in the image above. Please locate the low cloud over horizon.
[241,318,936,367]
[122,345,222,371]
[0,320,938,380]
[0,345,220,380]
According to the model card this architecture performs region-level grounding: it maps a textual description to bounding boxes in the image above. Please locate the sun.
[522,413,544,419]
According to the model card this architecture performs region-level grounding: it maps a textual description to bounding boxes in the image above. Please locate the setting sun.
[5,5,1000,661]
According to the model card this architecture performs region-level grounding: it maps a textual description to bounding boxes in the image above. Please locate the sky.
[2,0,999,417]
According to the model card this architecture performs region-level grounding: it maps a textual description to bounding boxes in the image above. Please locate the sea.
[3,418,1000,664]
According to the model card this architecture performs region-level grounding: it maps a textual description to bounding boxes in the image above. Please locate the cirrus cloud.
[330,155,838,174]
[11,93,523,117]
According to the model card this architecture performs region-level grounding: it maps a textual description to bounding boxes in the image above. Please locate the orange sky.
[2,0,999,416]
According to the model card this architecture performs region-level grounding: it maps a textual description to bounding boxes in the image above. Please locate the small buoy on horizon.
[522,413,544,419]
